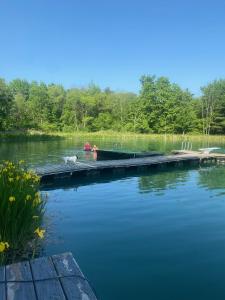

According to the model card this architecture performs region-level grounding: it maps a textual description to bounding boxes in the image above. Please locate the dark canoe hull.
[96,149,163,160]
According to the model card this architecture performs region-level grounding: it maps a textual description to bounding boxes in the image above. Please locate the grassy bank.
[1,129,225,144]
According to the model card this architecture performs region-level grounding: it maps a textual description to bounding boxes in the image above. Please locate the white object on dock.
[63,155,78,164]
[199,147,220,154]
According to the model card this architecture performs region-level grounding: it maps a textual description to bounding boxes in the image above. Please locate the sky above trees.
[1,0,225,95]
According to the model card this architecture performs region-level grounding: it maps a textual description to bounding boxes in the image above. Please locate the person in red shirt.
[84,142,92,151]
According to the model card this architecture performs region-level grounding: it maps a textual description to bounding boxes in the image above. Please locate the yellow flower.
[35,177,40,183]
[9,196,16,202]
[26,194,32,201]
[24,173,31,180]
[8,177,14,183]
[33,197,41,206]
[34,227,45,239]
[0,242,9,253]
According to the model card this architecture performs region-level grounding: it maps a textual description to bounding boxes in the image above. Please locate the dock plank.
[30,256,57,280]
[35,279,66,300]
[6,261,36,300]
[6,261,32,281]
[61,277,97,300]
[52,253,97,300]
[0,265,5,281]
[52,252,84,277]
[7,282,36,300]
[0,266,5,300]
[0,283,5,300]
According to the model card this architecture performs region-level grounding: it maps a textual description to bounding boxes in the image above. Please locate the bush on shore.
[0,160,45,265]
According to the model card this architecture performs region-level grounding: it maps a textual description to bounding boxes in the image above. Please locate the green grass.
[1,129,225,144]
[0,161,45,265]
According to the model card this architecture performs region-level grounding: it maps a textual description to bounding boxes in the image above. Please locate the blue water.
[43,165,225,300]
[2,137,225,299]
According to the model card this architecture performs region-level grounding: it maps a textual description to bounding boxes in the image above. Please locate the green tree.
[10,94,32,129]
[201,79,225,134]
[0,79,13,130]
[47,84,66,129]
[28,82,50,129]
[139,75,196,134]
[9,79,30,100]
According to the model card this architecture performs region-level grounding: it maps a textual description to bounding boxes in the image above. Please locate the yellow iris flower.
[9,196,16,202]
[0,242,9,252]
[26,195,32,201]
[34,227,45,239]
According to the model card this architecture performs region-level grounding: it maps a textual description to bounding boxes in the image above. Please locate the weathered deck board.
[0,266,5,300]
[35,279,66,300]
[0,284,5,300]
[0,252,97,300]
[36,153,212,181]
[0,266,5,281]
[6,261,32,281]
[52,252,83,277]
[7,282,36,300]
[52,253,97,300]
[30,256,57,280]
[61,276,97,300]
[5,261,36,300]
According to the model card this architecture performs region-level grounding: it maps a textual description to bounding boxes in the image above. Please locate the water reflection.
[198,165,225,190]
[138,169,189,194]
[41,165,197,194]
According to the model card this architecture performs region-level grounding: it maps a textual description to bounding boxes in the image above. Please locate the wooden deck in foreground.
[0,252,97,300]
[36,152,219,182]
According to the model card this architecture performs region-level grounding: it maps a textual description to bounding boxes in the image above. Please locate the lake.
[1,135,225,299]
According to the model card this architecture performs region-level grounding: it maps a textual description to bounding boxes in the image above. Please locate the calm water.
[1,134,225,167]
[2,136,225,299]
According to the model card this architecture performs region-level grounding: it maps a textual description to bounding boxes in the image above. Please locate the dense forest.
[1,75,225,135]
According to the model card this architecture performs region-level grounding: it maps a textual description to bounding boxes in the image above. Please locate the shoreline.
[1,130,225,142]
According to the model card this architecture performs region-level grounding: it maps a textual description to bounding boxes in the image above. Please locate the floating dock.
[36,151,220,182]
[0,252,97,300]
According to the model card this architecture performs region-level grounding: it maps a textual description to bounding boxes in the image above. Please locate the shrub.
[0,160,45,265]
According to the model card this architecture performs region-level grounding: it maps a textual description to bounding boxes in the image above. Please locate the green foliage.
[9,79,30,100]
[139,75,197,134]
[0,79,13,130]
[0,161,45,265]
[2,75,225,135]
[201,79,225,134]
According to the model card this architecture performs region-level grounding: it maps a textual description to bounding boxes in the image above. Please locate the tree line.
[0,75,225,135]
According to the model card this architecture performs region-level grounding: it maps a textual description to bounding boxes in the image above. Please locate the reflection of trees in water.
[198,165,225,190]
[138,169,190,194]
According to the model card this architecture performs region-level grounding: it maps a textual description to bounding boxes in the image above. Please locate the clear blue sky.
[1,0,225,95]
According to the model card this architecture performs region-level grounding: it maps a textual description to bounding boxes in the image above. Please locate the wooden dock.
[0,252,97,300]
[36,152,219,182]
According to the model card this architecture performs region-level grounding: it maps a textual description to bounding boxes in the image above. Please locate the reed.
[1,129,225,145]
